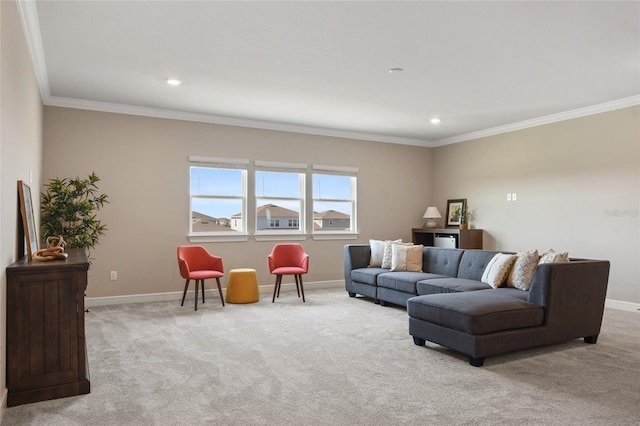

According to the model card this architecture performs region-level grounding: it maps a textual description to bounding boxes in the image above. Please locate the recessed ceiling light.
[165,78,182,86]
[388,67,404,73]
[430,118,441,124]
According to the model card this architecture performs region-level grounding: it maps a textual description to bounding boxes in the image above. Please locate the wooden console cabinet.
[5,249,90,406]
[412,228,483,249]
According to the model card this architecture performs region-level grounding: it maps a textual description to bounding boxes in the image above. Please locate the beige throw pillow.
[391,244,424,272]
[481,253,516,288]
[507,249,539,291]
[539,249,569,264]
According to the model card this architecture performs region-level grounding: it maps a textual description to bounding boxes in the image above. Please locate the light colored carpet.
[2,287,639,425]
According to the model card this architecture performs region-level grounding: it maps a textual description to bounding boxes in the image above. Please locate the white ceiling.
[19,1,640,147]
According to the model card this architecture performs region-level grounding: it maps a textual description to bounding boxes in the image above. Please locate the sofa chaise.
[344,244,610,366]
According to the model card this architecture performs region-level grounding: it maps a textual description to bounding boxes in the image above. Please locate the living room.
[1,1,639,424]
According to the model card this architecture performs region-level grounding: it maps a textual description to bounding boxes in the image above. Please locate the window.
[312,165,357,234]
[255,161,306,234]
[189,156,248,236]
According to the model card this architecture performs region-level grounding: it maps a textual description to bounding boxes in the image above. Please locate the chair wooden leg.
[201,279,206,303]
[181,279,190,306]
[272,275,282,303]
[216,277,225,306]
[194,280,199,311]
[294,275,301,297]
[298,274,306,302]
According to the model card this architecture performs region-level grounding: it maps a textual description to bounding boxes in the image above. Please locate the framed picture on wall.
[18,180,39,260]
[445,198,467,228]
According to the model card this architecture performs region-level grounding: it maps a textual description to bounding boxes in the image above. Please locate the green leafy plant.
[41,172,109,249]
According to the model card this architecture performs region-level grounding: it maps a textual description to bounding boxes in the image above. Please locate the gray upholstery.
[407,290,542,335]
[422,248,464,277]
[456,250,500,280]
[377,271,448,294]
[344,243,610,366]
[417,277,491,295]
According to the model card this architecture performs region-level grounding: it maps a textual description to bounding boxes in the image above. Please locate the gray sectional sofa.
[344,244,610,366]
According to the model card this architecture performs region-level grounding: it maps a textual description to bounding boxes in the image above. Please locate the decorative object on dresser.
[40,172,109,252]
[445,198,466,228]
[422,206,442,228]
[17,180,39,260]
[5,249,91,406]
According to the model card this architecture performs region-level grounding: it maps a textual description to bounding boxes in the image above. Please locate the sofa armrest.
[528,260,610,340]
[344,244,371,287]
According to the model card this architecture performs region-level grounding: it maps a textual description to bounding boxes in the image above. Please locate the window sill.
[311,233,359,241]
[253,233,307,242]
[188,234,250,243]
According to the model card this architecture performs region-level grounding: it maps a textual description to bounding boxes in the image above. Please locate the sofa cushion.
[382,241,410,269]
[377,271,448,294]
[416,277,492,295]
[407,290,542,335]
[391,244,423,272]
[457,250,501,280]
[481,253,517,288]
[539,249,569,264]
[369,239,400,267]
[351,268,387,286]
[507,249,539,290]
[422,248,464,276]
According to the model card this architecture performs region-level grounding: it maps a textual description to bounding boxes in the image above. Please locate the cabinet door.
[7,270,80,391]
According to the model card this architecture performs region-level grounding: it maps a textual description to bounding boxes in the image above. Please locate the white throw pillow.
[507,249,539,291]
[481,253,516,288]
[539,249,569,264]
[391,244,423,272]
[381,240,406,269]
[368,239,386,267]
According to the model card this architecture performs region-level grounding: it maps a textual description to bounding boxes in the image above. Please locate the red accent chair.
[177,245,225,311]
[268,243,309,303]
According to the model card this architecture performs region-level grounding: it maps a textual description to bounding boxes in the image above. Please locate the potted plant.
[459,206,474,229]
[40,172,109,251]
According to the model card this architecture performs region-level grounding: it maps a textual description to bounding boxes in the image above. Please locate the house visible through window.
[189,156,248,235]
[312,165,357,234]
[255,163,305,234]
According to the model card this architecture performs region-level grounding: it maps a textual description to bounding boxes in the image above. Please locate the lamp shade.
[423,206,441,228]
[423,206,442,219]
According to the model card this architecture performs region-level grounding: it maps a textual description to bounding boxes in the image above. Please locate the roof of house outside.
[314,210,350,220]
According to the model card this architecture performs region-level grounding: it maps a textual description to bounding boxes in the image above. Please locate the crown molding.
[17,0,50,101]
[431,95,640,147]
[45,95,432,147]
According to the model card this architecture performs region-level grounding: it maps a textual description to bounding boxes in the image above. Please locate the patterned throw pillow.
[507,249,539,290]
[539,249,569,264]
[391,244,424,272]
[382,240,410,269]
[481,253,516,288]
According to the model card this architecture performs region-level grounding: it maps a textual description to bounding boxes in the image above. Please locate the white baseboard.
[605,298,640,312]
[86,280,344,307]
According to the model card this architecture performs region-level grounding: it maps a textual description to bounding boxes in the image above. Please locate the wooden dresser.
[5,249,90,406]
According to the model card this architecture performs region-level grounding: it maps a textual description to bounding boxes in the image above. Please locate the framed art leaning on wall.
[445,198,467,228]
[18,180,39,260]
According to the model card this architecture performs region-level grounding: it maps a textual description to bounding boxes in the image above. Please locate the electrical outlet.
[110,271,117,281]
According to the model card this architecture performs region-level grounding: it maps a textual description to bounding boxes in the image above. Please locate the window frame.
[311,164,358,240]
[188,156,250,243]
[254,161,307,240]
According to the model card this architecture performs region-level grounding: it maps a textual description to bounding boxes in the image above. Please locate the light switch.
[507,193,512,201]
[512,193,517,201]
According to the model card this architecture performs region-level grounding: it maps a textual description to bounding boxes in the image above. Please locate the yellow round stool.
[226,268,260,304]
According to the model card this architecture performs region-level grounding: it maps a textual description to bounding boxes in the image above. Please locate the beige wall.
[0,0,44,413]
[432,106,640,304]
[42,107,432,298]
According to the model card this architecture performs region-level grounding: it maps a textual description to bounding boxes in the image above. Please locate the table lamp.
[423,206,442,228]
